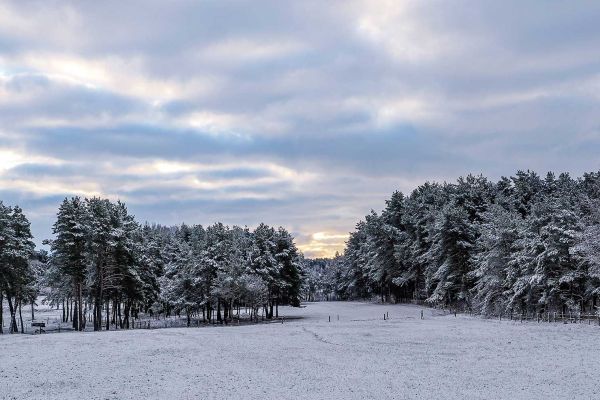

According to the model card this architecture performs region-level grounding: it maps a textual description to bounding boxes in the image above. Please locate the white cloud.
[0,147,63,173]
[197,37,307,64]
[0,3,83,47]
[0,53,218,103]
[354,0,453,63]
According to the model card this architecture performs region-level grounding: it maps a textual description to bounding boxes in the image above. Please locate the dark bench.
[32,322,46,334]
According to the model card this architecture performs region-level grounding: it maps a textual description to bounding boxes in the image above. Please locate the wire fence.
[4,313,294,335]
[6,303,600,335]
[430,306,600,325]
[494,312,600,325]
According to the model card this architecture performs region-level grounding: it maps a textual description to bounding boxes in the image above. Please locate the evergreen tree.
[274,227,303,308]
[50,197,87,331]
[471,205,522,315]
[426,204,475,307]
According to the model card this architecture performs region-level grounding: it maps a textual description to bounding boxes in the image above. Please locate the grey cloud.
[1,1,600,256]
[22,123,458,176]
[0,74,145,125]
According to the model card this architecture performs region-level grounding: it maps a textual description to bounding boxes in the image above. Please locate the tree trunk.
[94,257,104,331]
[118,301,123,329]
[6,294,18,333]
[105,300,110,331]
[111,300,115,325]
[30,297,35,322]
[77,282,83,331]
[124,301,130,329]
[93,303,97,331]
[0,291,4,334]
[94,291,102,332]
[80,304,86,330]
[18,300,24,334]
[217,299,222,323]
[73,297,78,329]
[112,298,119,329]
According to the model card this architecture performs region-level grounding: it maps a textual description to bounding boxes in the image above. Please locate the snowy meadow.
[1,301,598,400]
[3,1,600,399]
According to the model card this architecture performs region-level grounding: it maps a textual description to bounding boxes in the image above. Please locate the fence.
[495,312,600,325]
[424,304,600,326]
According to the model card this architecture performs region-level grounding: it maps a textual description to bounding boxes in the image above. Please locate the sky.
[1,1,600,258]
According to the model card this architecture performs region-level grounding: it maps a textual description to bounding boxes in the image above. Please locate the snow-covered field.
[1,301,598,400]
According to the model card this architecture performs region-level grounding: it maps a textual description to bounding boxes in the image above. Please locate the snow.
[1,301,599,399]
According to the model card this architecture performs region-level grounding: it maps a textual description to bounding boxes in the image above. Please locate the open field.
[1,301,599,400]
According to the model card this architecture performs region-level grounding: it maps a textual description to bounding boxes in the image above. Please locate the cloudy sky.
[1,1,599,257]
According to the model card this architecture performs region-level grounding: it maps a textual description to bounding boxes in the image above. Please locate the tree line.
[1,197,303,333]
[308,171,600,316]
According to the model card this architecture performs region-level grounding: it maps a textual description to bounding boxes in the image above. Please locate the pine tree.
[472,205,522,315]
[426,204,476,308]
[249,223,279,318]
[274,227,303,309]
[50,197,87,331]
[0,202,18,333]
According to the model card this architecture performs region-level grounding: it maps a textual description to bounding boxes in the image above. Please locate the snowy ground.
[1,301,599,400]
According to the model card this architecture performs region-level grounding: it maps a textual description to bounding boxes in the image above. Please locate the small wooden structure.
[32,321,46,334]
